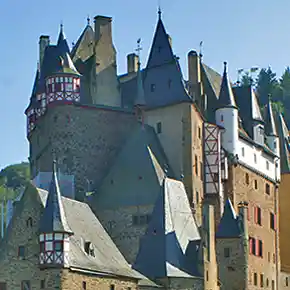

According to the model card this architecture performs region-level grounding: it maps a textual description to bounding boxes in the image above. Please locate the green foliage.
[240,72,254,87]
[0,162,30,201]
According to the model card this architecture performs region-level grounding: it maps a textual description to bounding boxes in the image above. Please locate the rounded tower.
[215,62,239,155]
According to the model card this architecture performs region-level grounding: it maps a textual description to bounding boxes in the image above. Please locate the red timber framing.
[203,122,224,216]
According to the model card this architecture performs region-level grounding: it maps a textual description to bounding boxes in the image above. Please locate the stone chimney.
[188,50,202,99]
[39,35,50,67]
[94,15,113,44]
[127,53,139,74]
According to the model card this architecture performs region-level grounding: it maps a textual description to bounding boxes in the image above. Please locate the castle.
[0,10,290,290]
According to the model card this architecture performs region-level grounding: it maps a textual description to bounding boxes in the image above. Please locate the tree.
[240,72,254,86]
[280,67,290,102]
[256,67,279,106]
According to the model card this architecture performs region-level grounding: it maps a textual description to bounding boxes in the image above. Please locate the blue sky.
[0,0,289,170]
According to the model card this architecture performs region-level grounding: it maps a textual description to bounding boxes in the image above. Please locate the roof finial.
[223,61,227,73]
[60,21,63,32]
[136,38,142,60]
[158,5,162,19]
[87,15,90,25]
[199,41,203,59]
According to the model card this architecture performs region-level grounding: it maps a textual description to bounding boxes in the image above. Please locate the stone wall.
[62,269,138,290]
[95,205,153,264]
[29,103,135,200]
[225,164,279,289]
[159,277,204,290]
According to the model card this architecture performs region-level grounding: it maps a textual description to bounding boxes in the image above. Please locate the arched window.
[26,217,33,228]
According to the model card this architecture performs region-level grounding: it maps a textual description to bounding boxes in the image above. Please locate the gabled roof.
[217,62,237,109]
[37,188,142,279]
[39,161,72,234]
[264,99,277,136]
[93,124,173,209]
[71,24,95,61]
[275,112,290,173]
[133,178,201,279]
[216,199,241,239]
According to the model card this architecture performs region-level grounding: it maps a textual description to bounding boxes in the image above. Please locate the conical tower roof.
[217,62,237,109]
[57,24,70,55]
[216,199,241,238]
[39,161,73,234]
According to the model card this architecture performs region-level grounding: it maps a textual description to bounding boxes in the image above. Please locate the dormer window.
[84,241,95,257]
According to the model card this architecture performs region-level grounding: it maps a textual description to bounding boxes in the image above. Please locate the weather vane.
[136,38,142,59]
[199,41,203,58]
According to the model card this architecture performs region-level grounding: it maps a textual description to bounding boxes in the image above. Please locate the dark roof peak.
[39,160,73,234]
[57,24,70,55]
[217,62,237,109]
[264,98,277,136]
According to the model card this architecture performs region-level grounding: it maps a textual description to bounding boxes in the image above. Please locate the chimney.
[39,35,50,67]
[127,53,139,74]
[94,15,113,44]
[167,34,172,47]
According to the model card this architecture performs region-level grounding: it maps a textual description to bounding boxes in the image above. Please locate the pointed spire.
[264,95,277,136]
[217,62,237,109]
[87,15,90,26]
[216,199,241,238]
[158,6,162,19]
[57,23,70,55]
[39,160,73,234]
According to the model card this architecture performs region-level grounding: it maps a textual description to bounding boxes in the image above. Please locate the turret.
[45,26,81,106]
[215,62,239,155]
[39,160,73,266]
[264,98,279,155]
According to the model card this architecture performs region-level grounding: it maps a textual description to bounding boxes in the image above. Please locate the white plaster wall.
[238,138,280,182]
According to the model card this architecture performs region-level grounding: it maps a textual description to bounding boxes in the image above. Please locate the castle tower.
[264,98,279,156]
[215,62,239,155]
[39,161,73,266]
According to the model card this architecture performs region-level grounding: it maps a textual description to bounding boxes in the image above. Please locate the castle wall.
[279,173,290,273]
[159,277,204,290]
[225,164,279,289]
[29,104,135,200]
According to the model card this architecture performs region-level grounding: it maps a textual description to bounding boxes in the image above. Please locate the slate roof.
[93,124,173,209]
[37,188,142,279]
[216,199,241,238]
[275,112,290,173]
[121,16,192,109]
[233,85,264,139]
[57,25,70,55]
[39,161,72,234]
[264,99,277,136]
[217,62,237,109]
[133,178,201,279]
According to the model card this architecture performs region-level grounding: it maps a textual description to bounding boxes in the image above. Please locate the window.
[272,280,275,290]
[221,115,224,122]
[265,183,270,195]
[254,180,258,190]
[274,141,277,149]
[245,173,250,185]
[156,122,162,134]
[110,285,115,290]
[266,161,269,170]
[198,127,201,139]
[270,213,276,230]
[18,246,25,258]
[40,242,45,252]
[260,274,264,287]
[26,217,33,227]
[249,237,256,255]
[196,191,199,204]
[254,154,257,163]
[132,215,150,226]
[266,278,269,287]
[54,241,63,251]
[254,273,258,286]
[258,240,263,257]
[21,281,31,290]
[40,280,45,289]
[195,155,198,175]
[65,83,73,92]
[242,147,245,157]
[150,84,156,92]
[82,281,87,290]
[224,247,230,258]
[286,277,289,287]
[254,207,262,225]
[206,270,209,281]
[200,162,203,181]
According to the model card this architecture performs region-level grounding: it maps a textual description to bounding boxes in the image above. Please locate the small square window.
[18,246,25,258]
[224,247,230,257]
[157,122,162,134]
[260,274,264,287]
[54,241,63,251]
[254,273,258,286]
[245,173,250,185]
[270,213,276,230]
